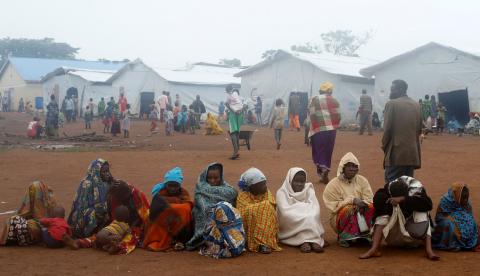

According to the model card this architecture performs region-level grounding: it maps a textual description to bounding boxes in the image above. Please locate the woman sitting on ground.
[432,182,479,251]
[0,181,57,246]
[277,167,325,253]
[186,163,237,250]
[143,167,194,251]
[205,113,224,135]
[68,159,149,254]
[237,168,281,254]
[360,176,440,261]
[323,152,375,247]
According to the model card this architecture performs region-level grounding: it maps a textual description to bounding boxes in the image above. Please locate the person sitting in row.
[277,167,325,253]
[432,182,479,251]
[237,168,281,254]
[186,163,237,250]
[199,201,246,259]
[360,176,440,261]
[323,152,375,247]
[95,205,131,254]
[143,167,193,251]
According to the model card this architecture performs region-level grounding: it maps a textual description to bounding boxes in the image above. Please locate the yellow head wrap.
[319,81,334,94]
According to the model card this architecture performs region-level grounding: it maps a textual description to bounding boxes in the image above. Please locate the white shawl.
[276,167,324,246]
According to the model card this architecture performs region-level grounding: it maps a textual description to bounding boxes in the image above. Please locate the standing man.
[64,96,74,122]
[288,92,301,131]
[382,79,422,183]
[357,89,373,135]
[46,94,59,137]
[192,95,206,129]
[158,91,169,123]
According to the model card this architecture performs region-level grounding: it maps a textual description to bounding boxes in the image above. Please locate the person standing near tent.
[46,95,60,137]
[225,86,245,160]
[382,80,422,183]
[255,96,263,126]
[192,95,206,129]
[430,95,437,128]
[421,95,432,133]
[64,96,74,123]
[308,82,341,184]
[289,93,301,131]
[118,89,128,115]
[98,98,106,118]
[158,91,169,123]
[357,89,373,135]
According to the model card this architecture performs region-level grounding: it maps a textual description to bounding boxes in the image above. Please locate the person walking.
[308,82,341,184]
[382,79,422,183]
[357,89,373,135]
[289,93,301,131]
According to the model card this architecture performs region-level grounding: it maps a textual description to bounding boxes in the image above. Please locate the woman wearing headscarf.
[432,182,479,251]
[236,168,281,254]
[277,168,325,253]
[68,159,149,254]
[308,81,341,184]
[143,167,193,251]
[199,201,246,259]
[1,181,57,246]
[68,159,113,238]
[323,152,374,247]
[360,176,439,260]
[205,113,224,135]
[186,163,237,250]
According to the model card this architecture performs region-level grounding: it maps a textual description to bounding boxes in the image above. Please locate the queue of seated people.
[1,154,478,261]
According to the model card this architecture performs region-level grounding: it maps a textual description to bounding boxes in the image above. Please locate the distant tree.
[320,30,372,57]
[290,43,322,54]
[0,37,79,66]
[219,58,241,67]
[261,49,278,59]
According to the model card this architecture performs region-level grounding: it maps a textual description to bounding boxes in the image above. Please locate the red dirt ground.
[0,112,479,275]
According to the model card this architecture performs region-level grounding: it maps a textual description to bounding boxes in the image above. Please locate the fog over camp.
[1,1,480,275]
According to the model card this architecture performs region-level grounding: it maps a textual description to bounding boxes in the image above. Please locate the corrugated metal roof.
[7,57,126,81]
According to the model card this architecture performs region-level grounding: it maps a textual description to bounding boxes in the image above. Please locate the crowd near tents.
[1,41,479,125]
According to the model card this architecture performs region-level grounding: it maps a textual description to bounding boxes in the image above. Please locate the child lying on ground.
[95,205,131,254]
[40,206,78,249]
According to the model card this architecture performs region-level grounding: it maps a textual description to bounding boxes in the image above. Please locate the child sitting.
[27,117,43,139]
[84,106,93,129]
[95,205,131,254]
[39,206,78,249]
[165,105,174,136]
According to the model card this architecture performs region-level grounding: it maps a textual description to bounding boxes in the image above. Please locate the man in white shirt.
[157,91,169,123]
[65,96,75,122]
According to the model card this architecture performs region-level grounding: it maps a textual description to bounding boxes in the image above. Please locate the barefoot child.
[270,99,286,150]
[149,103,158,133]
[95,205,131,254]
[84,106,93,129]
[165,105,174,136]
[123,104,136,138]
[39,206,78,249]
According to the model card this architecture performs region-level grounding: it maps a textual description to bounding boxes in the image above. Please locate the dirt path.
[0,113,479,275]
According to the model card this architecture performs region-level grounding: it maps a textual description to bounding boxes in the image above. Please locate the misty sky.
[1,0,479,69]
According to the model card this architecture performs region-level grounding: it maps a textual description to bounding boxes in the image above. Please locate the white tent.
[42,67,118,115]
[360,42,480,124]
[234,50,377,125]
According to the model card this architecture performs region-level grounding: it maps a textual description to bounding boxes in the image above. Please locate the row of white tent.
[41,42,480,125]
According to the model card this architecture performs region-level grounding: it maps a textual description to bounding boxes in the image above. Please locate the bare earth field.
[0,112,479,276]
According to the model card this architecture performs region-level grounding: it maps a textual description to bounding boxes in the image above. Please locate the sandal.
[300,242,312,253]
[258,244,272,254]
[174,242,185,251]
[311,243,324,253]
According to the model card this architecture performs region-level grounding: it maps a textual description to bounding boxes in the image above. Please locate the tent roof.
[155,63,242,86]
[41,67,117,83]
[360,42,480,77]
[234,50,378,78]
[1,57,126,82]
